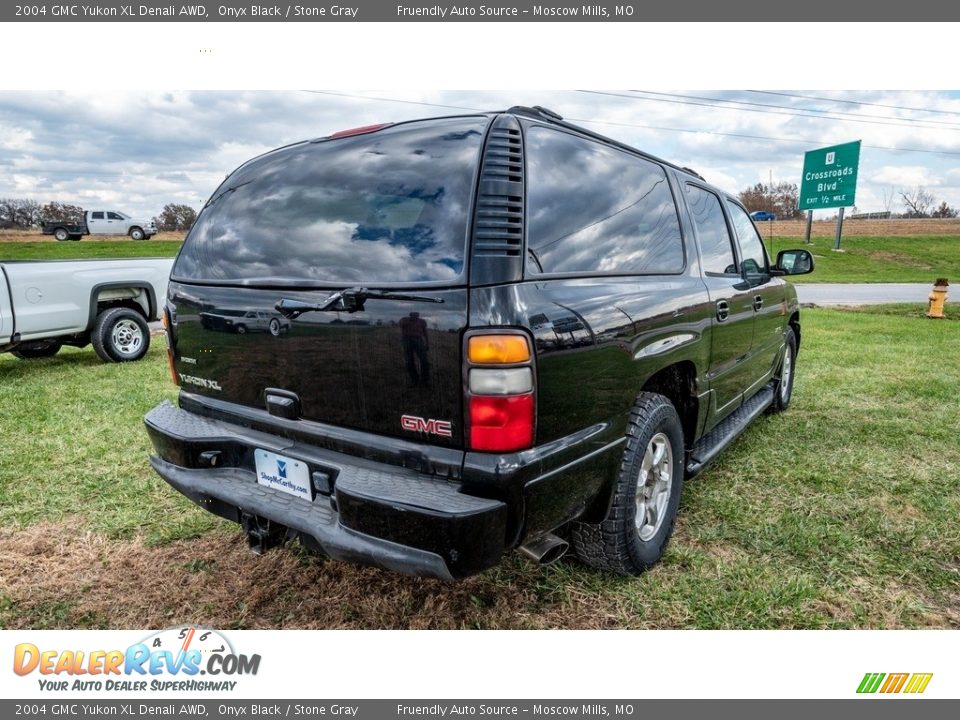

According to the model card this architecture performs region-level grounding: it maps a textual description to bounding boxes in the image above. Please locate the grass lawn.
[765,235,960,283]
[0,306,958,629]
[0,240,182,261]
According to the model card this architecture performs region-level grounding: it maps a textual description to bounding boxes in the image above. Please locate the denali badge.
[401,414,453,438]
[178,373,222,391]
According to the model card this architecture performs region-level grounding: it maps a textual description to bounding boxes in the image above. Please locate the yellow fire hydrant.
[927,278,949,319]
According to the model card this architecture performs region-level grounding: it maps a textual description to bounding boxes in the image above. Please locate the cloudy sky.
[2,89,959,219]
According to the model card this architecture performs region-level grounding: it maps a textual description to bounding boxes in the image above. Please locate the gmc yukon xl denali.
[145,107,814,579]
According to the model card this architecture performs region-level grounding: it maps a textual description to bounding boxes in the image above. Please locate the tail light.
[466,332,534,452]
[162,307,179,386]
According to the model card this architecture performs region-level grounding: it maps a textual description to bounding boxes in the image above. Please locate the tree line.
[738,183,957,219]
[0,199,198,231]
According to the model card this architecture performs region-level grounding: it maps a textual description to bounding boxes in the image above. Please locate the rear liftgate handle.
[716,299,730,322]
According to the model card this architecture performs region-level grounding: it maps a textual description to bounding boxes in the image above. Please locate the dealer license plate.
[254,449,312,501]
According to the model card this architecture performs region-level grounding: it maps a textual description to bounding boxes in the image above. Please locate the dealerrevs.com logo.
[13,626,260,692]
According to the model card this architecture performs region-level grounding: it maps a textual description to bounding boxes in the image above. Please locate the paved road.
[795,283,932,306]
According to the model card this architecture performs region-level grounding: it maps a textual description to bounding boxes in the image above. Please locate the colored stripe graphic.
[857,673,885,693]
[904,673,933,694]
[880,673,909,693]
[857,672,932,694]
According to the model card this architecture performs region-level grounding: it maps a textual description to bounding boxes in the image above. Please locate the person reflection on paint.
[400,311,430,387]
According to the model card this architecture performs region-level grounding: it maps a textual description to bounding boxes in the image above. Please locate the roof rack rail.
[504,106,702,180]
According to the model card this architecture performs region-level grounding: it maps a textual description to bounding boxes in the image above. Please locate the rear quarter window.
[525,126,684,276]
[173,116,490,287]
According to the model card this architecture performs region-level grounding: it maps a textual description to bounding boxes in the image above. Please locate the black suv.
[145,106,813,579]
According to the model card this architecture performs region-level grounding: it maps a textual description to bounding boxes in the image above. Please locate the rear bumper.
[144,401,508,579]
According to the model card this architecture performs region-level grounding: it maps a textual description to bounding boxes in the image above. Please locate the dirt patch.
[0,521,618,630]
[767,218,960,238]
[867,251,934,270]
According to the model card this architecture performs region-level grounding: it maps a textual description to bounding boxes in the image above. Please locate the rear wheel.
[129,227,145,241]
[11,340,62,359]
[53,227,69,241]
[767,326,797,414]
[570,392,685,575]
[91,307,150,362]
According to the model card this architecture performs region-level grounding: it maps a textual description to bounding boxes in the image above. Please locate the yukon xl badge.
[178,373,222,391]
[401,414,452,438]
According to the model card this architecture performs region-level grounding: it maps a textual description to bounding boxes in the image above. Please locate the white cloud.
[1,90,959,217]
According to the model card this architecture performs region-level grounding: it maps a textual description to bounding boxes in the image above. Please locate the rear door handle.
[753,295,763,312]
[716,300,730,322]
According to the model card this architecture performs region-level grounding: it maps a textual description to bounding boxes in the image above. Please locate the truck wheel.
[767,326,797,414]
[54,228,69,241]
[11,340,62,359]
[91,307,150,362]
[570,392,685,575]
[129,227,145,241]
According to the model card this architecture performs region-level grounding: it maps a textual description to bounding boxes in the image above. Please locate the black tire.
[90,307,150,362]
[235,324,247,335]
[129,227,145,241]
[767,326,797,414]
[11,340,62,359]
[53,227,69,241]
[570,392,685,575]
[269,318,281,336]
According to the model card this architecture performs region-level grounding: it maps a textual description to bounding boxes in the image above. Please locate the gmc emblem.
[400,414,453,438]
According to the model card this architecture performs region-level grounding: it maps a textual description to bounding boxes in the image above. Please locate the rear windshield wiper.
[275,287,445,319]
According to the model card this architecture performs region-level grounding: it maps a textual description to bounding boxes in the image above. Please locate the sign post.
[798,140,861,250]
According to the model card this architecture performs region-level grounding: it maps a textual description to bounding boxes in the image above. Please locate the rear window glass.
[525,126,684,276]
[173,117,489,286]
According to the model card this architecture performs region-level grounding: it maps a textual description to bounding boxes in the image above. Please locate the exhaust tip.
[519,533,569,566]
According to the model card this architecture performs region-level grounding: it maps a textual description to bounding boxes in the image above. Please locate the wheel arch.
[87,282,156,330]
[639,360,700,448]
[576,361,699,526]
[789,310,801,352]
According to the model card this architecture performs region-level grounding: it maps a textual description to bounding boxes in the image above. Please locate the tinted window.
[107,212,123,220]
[173,117,489,286]
[726,201,768,275]
[91,212,104,220]
[685,185,737,275]
[526,127,683,275]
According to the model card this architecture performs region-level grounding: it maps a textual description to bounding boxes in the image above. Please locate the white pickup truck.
[42,210,159,241]
[0,259,173,362]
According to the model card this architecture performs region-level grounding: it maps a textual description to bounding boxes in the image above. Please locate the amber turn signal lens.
[468,335,531,364]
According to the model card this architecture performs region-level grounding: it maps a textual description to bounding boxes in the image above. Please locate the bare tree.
[900,186,935,218]
[881,187,895,215]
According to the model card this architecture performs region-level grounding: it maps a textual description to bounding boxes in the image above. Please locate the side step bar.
[686,384,775,477]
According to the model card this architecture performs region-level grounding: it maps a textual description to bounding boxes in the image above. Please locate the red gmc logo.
[400,414,453,438]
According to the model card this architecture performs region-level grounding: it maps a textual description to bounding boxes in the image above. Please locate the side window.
[91,212,104,220]
[684,185,737,275]
[726,201,768,276]
[526,126,684,275]
[107,212,123,220]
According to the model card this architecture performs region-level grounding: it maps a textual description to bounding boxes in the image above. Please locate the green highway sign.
[798,140,861,211]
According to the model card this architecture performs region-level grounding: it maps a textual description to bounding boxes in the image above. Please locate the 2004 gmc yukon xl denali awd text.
[144,107,814,579]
